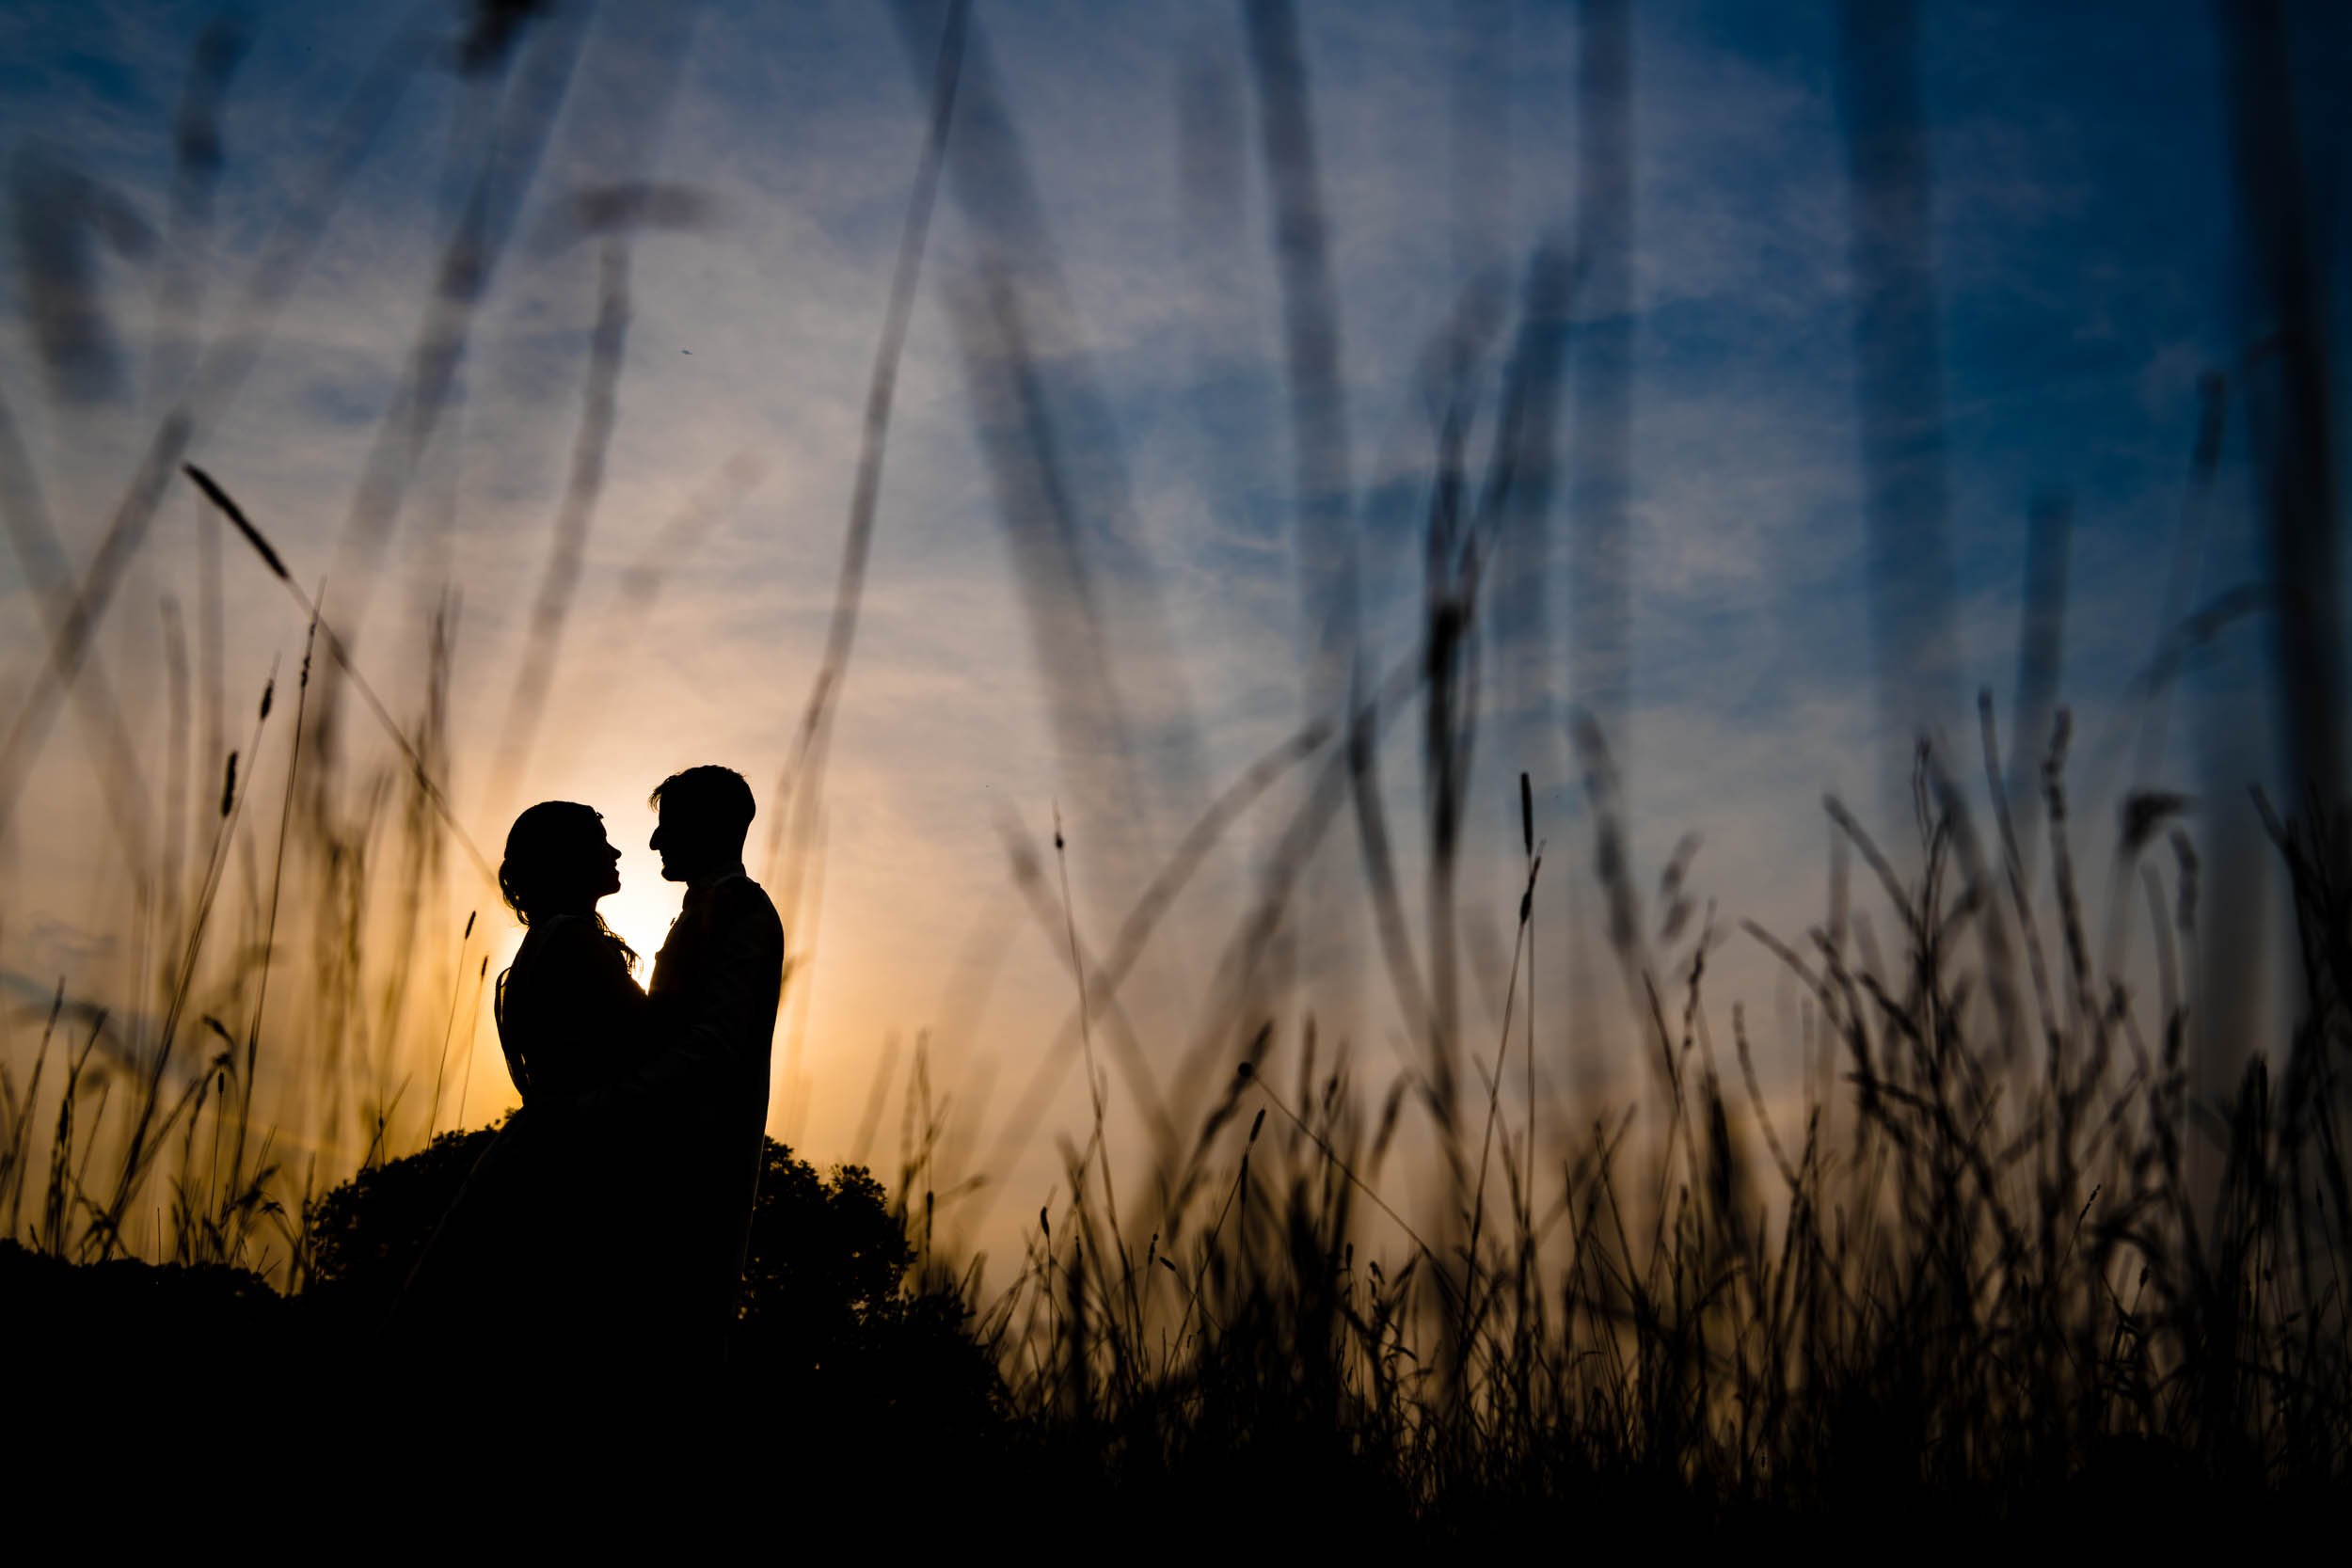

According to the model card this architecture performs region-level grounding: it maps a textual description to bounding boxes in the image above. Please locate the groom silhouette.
[622,765,785,1366]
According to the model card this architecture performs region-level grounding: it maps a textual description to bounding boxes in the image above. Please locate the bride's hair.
[499,800,637,969]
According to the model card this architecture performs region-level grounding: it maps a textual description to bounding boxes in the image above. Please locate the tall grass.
[1,0,2345,1519]
[886,707,2348,1510]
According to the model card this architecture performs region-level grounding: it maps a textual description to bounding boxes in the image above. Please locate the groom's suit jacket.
[640,861,786,1339]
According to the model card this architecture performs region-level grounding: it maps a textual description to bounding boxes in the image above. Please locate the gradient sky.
[3,0,2344,1259]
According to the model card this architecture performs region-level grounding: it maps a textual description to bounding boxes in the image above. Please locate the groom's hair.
[649,764,756,841]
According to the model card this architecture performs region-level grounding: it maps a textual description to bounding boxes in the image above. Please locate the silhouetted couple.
[403,765,783,1384]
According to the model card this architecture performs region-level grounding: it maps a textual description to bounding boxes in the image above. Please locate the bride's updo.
[499,800,636,967]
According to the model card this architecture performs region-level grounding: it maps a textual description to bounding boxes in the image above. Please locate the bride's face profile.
[588,819,622,900]
[500,801,623,922]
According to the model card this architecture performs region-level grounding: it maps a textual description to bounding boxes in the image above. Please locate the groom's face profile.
[647,766,755,884]
[650,804,697,883]
[649,800,733,883]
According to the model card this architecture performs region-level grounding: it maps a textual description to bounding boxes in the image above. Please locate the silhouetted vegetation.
[807,707,2328,1539]
[4,0,2347,1532]
[301,1129,1002,1432]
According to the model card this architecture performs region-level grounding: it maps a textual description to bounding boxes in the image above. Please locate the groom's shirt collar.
[686,862,748,899]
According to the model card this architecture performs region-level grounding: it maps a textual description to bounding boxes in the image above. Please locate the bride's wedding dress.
[397,912,648,1360]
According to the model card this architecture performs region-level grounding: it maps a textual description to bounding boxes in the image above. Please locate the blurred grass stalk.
[0,0,2345,1508]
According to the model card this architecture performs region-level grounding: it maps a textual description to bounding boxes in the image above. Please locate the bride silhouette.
[396,801,648,1366]
[492,801,646,1107]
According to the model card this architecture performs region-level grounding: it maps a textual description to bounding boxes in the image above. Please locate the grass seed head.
[183,463,291,583]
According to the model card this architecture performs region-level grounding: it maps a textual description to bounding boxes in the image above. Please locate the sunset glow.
[5,1,2349,1516]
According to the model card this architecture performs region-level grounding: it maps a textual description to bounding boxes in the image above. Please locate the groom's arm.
[626,882,785,1101]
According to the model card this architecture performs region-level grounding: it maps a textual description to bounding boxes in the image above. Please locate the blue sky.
[1,0,2343,1253]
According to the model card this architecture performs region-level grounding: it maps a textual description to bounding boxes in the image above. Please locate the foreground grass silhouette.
[14,751,2349,1544]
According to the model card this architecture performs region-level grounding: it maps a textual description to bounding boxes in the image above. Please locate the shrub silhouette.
[304,1125,503,1318]
[301,1126,1000,1438]
[732,1143,1004,1443]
